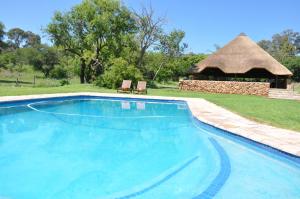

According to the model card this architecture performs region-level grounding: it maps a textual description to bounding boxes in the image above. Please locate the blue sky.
[1,0,299,53]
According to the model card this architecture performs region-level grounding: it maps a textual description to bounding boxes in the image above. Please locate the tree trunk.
[137,47,147,68]
[85,64,92,83]
[153,62,164,81]
[80,58,86,84]
[153,57,168,81]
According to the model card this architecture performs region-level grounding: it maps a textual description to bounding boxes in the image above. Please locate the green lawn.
[0,83,299,132]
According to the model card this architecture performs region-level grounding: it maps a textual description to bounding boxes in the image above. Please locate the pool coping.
[1,92,300,157]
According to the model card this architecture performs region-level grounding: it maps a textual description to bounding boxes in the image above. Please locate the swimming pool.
[0,95,299,199]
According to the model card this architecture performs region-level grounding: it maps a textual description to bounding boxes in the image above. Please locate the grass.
[0,83,300,132]
[0,83,113,96]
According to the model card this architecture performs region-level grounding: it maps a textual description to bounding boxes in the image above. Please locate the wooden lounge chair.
[134,81,147,94]
[117,80,132,93]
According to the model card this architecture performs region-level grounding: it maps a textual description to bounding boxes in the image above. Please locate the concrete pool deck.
[1,92,300,157]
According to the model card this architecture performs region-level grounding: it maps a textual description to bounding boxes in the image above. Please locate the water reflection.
[136,102,145,110]
[121,101,130,110]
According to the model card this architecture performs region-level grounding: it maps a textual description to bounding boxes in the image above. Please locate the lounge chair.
[117,80,132,93]
[134,81,147,94]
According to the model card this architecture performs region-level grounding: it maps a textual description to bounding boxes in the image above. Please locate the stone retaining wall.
[180,80,270,96]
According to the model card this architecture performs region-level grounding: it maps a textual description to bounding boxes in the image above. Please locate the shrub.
[49,65,68,79]
[60,79,70,86]
[95,58,143,89]
[0,51,16,68]
[147,80,158,88]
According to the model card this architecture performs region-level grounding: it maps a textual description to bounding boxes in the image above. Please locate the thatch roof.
[189,33,293,76]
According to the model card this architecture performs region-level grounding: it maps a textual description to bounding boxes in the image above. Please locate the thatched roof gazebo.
[188,33,292,88]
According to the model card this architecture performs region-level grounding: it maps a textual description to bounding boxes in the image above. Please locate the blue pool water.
[0,96,299,199]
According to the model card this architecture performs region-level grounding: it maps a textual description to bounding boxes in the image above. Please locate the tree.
[0,22,5,53]
[46,10,88,83]
[173,53,207,80]
[0,22,4,40]
[152,30,187,80]
[258,40,273,52]
[24,31,41,47]
[82,0,136,82]
[3,27,41,50]
[158,30,187,57]
[22,45,60,77]
[272,33,297,62]
[143,52,205,82]
[258,29,300,62]
[21,47,43,71]
[278,29,300,54]
[46,0,136,83]
[7,28,27,48]
[41,46,60,77]
[95,57,142,88]
[282,56,300,82]
[257,30,300,82]
[134,5,165,68]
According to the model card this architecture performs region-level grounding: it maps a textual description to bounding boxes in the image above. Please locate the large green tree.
[46,0,136,83]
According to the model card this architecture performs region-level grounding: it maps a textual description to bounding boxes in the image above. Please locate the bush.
[147,80,158,88]
[94,58,143,89]
[49,65,68,79]
[0,51,16,68]
[60,79,70,86]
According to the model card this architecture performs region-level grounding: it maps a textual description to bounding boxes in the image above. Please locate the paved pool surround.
[0,92,299,157]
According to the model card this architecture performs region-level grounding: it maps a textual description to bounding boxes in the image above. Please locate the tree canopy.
[46,0,136,83]
[258,29,300,81]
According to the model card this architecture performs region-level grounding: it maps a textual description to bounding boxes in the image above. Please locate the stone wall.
[179,80,270,96]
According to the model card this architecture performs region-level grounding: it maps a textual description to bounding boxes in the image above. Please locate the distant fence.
[179,80,270,96]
